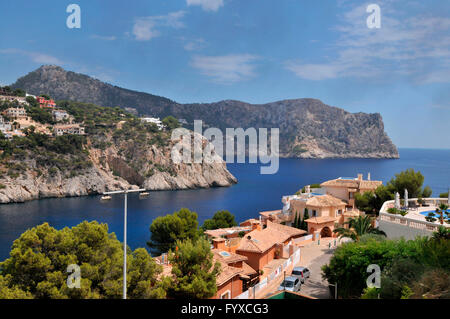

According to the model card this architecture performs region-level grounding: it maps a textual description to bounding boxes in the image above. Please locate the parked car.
[291,266,310,283]
[278,276,301,292]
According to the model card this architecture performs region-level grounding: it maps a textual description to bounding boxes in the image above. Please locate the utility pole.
[103,188,146,299]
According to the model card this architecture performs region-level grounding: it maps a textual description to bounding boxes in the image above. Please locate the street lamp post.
[103,188,146,299]
[329,282,338,299]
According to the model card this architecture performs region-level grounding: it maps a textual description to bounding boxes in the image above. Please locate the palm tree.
[432,226,450,240]
[435,204,449,225]
[333,215,386,241]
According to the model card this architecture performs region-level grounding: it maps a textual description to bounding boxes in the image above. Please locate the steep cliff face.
[0,101,236,204]
[12,65,399,159]
[0,134,236,204]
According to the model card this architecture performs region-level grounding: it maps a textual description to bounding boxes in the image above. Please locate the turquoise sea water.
[0,148,449,260]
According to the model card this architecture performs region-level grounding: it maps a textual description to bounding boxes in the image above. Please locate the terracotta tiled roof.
[266,221,307,237]
[241,262,257,276]
[305,216,337,224]
[360,180,383,189]
[305,195,347,207]
[212,249,248,264]
[215,258,243,286]
[204,226,251,238]
[343,210,360,217]
[259,210,281,217]
[321,178,382,190]
[240,218,260,226]
[237,221,306,253]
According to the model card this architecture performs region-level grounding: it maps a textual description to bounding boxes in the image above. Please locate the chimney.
[212,238,226,250]
[367,172,371,181]
[357,173,363,181]
[251,221,261,231]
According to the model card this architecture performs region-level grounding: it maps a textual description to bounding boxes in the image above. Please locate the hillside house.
[320,174,382,208]
[0,116,12,133]
[52,109,71,122]
[140,117,164,130]
[204,226,252,240]
[235,221,306,273]
[211,244,258,299]
[2,107,28,120]
[36,96,56,108]
[54,124,85,136]
[0,95,28,105]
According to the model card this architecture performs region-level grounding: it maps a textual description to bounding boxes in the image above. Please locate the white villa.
[140,117,164,130]
[52,109,72,122]
[54,123,85,136]
[0,115,12,133]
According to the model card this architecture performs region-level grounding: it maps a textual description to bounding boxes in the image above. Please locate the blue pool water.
[420,210,450,219]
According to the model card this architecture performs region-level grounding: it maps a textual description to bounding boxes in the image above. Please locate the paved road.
[300,248,334,299]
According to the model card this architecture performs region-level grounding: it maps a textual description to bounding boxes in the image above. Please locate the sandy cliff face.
[0,134,237,204]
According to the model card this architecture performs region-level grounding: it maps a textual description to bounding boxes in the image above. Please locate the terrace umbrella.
[395,192,400,209]
[404,189,408,209]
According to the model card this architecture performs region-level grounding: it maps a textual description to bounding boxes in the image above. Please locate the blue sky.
[0,0,449,149]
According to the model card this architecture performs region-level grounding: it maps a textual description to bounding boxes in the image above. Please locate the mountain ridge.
[11,65,399,159]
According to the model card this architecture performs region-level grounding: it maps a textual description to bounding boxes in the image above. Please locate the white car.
[291,266,310,283]
[278,276,302,292]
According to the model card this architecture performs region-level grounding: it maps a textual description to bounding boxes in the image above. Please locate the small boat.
[139,192,150,197]
[100,195,112,201]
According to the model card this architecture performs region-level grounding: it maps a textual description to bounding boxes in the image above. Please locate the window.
[220,291,231,299]
[281,280,294,288]
[312,210,317,217]
[337,209,342,215]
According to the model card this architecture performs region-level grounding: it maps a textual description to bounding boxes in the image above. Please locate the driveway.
[299,248,334,299]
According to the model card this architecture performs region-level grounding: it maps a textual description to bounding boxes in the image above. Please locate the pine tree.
[302,208,310,231]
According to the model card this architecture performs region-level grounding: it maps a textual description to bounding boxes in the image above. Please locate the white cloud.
[183,38,206,51]
[0,48,64,65]
[285,62,341,81]
[187,0,224,12]
[286,2,450,83]
[191,54,259,83]
[132,11,185,41]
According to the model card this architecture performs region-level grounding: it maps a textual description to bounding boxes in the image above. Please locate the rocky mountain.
[0,101,236,204]
[11,65,399,159]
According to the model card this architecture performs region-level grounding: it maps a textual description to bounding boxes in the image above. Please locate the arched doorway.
[320,226,332,238]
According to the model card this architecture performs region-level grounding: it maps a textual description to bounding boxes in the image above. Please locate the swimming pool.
[420,209,450,220]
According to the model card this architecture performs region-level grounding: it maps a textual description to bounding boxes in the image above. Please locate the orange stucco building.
[211,240,258,299]
[235,221,306,272]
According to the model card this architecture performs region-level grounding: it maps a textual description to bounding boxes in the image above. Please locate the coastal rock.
[0,135,236,204]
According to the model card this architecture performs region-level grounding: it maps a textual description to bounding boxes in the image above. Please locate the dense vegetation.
[167,238,220,299]
[292,208,308,231]
[0,216,224,299]
[0,222,166,299]
[322,233,450,299]
[201,210,237,231]
[333,216,386,241]
[147,208,201,255]
[0,96,180,181]
[0,86,25,97]
[0,129,91,178]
